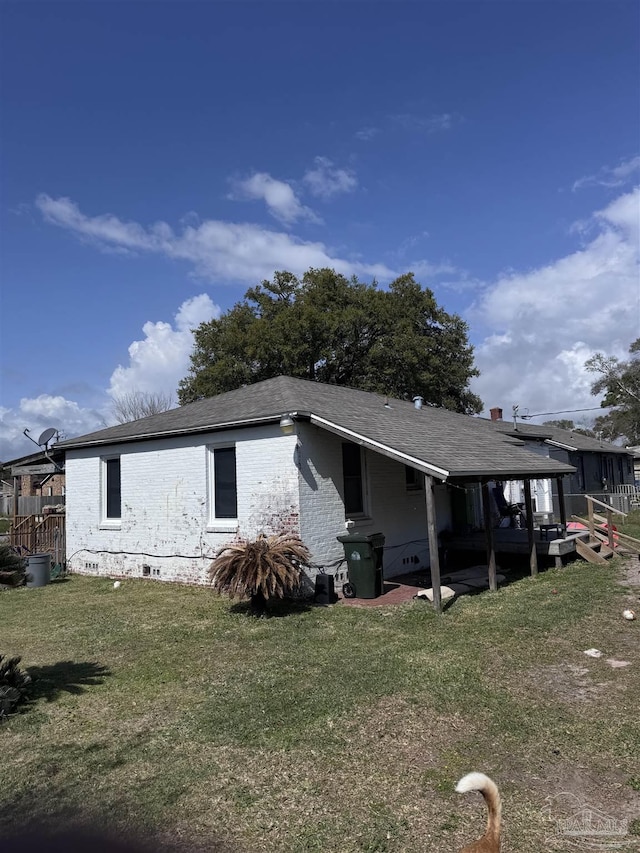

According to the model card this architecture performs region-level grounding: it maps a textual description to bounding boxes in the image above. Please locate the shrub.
[0,655,31,720]
[0,543,26,587]
[209,532,312,615]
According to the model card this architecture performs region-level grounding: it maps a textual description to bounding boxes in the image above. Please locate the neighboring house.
[55,376,575,587]
[1,479,14,516]
[486,408,635,517]
[19,472,66,499]
[4,448,66,515]
[626,446,640,486]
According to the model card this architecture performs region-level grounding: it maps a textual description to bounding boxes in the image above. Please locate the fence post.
[586,497,595,540]
[606,508,615,551]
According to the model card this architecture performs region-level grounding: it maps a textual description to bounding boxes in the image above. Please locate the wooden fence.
[10,514,66,564]
[1,495,66,517]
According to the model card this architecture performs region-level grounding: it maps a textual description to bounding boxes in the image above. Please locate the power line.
[521,406,607,419]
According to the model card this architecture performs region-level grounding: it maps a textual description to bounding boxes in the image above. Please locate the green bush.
[0,543,26,586]
[0,655,31,720]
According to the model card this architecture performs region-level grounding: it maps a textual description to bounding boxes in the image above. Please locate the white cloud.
[302,157,357,199]
[469,187,640,421]
[406,259,458,278]
[355,126,380,141]
[0,295,220,460]
[0,396,107,462]
[390,112,458,134]
[35,194,393,282]
[228,172,320,225]
[572,155,640,192]
[108,294,220,400]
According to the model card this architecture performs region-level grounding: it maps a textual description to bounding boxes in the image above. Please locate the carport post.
[524,479,538,577]
[481,482,498,592]
[556,477,567,528]
[424,475,442,613]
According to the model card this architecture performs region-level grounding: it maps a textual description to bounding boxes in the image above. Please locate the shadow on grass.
[1,807,236,853]
[229,597,314,618]
[26,660,110,703]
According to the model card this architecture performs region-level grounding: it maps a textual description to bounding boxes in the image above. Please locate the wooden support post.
[606,508,615,551]
[586,496,595,540]
[424,475,442,613]
[12,477,19,522]
[557,477,567,529]
[524,479,538,577]
[481,482,498,592]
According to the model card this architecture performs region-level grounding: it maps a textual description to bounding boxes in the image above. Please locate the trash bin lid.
[337,532,385,544]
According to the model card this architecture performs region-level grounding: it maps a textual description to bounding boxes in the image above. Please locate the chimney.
[490,407,503,421]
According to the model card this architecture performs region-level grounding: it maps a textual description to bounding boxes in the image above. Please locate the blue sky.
[1,0,639,459]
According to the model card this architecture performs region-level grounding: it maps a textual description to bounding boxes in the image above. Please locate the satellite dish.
[38,427,57,448]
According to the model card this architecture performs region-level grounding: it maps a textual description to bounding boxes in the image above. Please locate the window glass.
[214,447,237,518]
[342,443,363,514]
[106,457,121,519]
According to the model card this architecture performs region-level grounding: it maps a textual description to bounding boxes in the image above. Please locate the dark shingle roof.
[487,419,631,455]
[55,376,575,480]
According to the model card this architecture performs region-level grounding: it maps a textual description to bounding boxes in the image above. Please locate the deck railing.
[9,514,66,564]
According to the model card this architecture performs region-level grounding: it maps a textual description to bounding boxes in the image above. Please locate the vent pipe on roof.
[413,396,424,410]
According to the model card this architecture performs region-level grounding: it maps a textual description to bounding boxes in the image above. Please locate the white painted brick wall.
[297,424,452,582]
[66,426,299,585]
[66,421,454,590]
[297,424,348,582]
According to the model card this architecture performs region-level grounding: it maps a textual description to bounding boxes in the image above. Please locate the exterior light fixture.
[279,413,295,434]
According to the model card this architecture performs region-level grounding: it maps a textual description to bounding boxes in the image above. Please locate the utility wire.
[521,406,607,419]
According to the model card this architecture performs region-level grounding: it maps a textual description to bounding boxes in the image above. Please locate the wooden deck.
[442,527,583,566]
[9,513,66,563]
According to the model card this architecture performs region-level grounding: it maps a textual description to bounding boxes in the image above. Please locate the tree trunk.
[250,588,267,617]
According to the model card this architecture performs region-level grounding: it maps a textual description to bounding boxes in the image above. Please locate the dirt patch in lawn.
[522,661,622,703]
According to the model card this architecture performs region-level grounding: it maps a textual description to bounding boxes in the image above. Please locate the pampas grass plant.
[209,532,312,615]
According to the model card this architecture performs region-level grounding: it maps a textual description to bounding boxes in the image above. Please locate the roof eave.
[449,465,576,480]
[56,414,284,451]
[545,439,578,452]
[309,414,451,480]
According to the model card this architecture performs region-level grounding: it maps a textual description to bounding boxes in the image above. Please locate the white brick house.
[57,376,575,588]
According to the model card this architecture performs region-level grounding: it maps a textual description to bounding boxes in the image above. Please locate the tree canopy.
[178,268,483,414]
[585,339,640,444]
[542,419,596,437]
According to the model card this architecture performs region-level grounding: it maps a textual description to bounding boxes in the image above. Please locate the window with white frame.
[103,456,121,521]
[209,445,238,524]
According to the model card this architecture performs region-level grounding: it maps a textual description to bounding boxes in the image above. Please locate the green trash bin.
[336,532,385,599]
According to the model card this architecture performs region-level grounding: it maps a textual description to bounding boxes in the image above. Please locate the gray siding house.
[486,411,635,517]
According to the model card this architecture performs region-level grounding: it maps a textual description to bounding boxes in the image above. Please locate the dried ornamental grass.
[208,533,312,608]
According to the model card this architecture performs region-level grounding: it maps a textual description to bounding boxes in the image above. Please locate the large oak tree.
[586,339,640,444]
[178,268,483,414]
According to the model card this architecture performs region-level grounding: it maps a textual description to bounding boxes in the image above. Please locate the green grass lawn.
[2,559,639,852]
[618,508,640,542]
